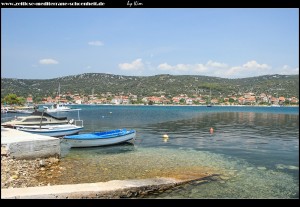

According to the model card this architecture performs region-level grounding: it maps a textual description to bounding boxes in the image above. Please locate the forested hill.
[1,73,299,99]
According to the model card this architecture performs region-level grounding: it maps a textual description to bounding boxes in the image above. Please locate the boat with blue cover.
[63,129,136,148]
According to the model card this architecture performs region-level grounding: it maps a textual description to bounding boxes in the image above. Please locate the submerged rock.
[1,155,61,189]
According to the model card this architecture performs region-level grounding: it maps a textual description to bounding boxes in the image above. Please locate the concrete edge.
[1,175,217,199]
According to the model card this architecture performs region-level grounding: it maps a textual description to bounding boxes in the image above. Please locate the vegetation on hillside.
[1,73,299,102]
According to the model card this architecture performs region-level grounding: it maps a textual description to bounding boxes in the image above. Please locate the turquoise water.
[2,105,299,198]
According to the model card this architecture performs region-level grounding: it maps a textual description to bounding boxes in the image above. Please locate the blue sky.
[1,8,299,79]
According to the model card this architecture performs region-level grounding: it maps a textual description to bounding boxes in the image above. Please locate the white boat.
[1,111,69,128]
[270,104,281,107]
[43,103,81,113]
[207,88,213,107]
[43,83,81,113]
[63,129,136,148]
[12,106,35,114]
[14,109,35,114]
[15,124,84,137]
[1,107,8,113]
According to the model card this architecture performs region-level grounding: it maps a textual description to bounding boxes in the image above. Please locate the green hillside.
[1,73,299,100]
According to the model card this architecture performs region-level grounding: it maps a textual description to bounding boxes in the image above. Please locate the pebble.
[287,165,299,170]
[276,164,299,170]
[1,155,61,189]
[39,160,46,167]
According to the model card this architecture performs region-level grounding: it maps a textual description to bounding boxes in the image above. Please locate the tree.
[179,98,185,104]
[3,94,24,105]
[66,96,73,101]
[17,97,26,105]
[148,100,154,105]
[193,100,200,105]
[229,98,235,103]
[33,96,43,104]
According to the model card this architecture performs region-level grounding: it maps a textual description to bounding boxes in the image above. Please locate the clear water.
[2,105,299,198]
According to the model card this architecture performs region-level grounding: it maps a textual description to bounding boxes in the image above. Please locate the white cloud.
[157,63,191,72]
[278,65,299,75]
[225,61,271,78]
[175,64,190,71]
[119,58,298,78]
[39,58,59,65]
[158,63,173,70]
[88,41,103,46]
[157,62,210,73]
[283,65,289,70]
[194,64,207,72]
[119,59,144,71]
[242,60,270,69]
[225,66,242,76]
[206,60,227,68]
[155,60,276,78]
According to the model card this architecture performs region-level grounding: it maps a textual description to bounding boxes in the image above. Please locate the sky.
[1,8,299,79]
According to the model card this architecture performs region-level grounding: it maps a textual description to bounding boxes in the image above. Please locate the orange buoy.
[210,127,214,134]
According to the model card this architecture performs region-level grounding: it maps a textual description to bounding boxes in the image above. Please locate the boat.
[63,129,136,148]
[43,103,81,113]
[1,107,8,113]
[1,111,69,128]
[207,88,213,107]
[12,106,35,114]
[15,124,84,137]
[14,109,35,114]
[43,83,81,113]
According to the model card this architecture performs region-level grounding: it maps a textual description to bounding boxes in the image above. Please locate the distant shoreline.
[57,103,299,107]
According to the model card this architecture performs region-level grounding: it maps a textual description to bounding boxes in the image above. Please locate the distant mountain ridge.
[1,73,299,99]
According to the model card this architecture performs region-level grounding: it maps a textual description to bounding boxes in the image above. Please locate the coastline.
[1,151,223,199]
[63,103,299,107]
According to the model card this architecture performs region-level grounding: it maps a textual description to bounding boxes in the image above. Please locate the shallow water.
[2,105,299,198]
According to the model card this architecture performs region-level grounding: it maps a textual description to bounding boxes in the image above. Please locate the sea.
[1,105,299,198]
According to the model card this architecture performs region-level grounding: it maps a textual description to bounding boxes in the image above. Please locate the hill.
[1,73,299,100]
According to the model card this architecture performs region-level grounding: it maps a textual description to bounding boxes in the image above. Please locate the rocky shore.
[1,155,61,189]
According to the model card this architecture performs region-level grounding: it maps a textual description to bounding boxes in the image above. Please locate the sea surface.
[1,105,299,198]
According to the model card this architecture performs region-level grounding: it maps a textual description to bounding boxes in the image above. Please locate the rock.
[11,174,19,179]
[287,165,299,170]
[275,164,285,169]
[1,146,8,156]
[39,160,46,167]
[220,176,230,180]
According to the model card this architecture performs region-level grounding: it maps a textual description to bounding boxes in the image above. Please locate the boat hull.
[63,130,136,148]
[45,108,82,113]
[1,111,69,128]
[16,125,84,137]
